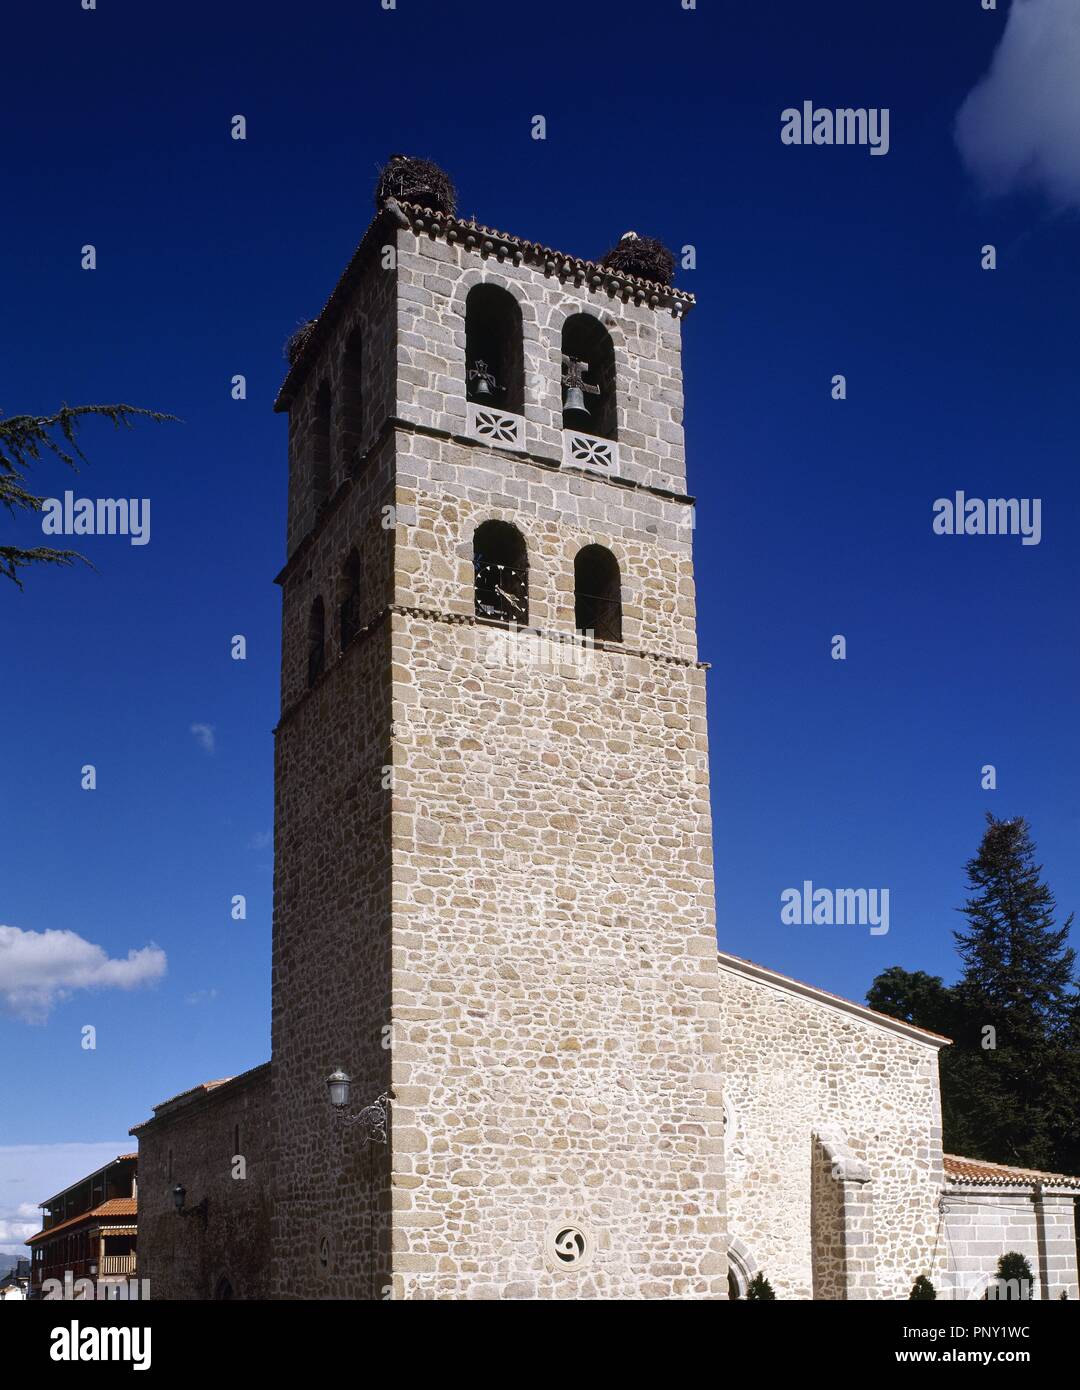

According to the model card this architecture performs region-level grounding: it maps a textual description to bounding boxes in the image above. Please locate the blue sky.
[2,0,1078,1258]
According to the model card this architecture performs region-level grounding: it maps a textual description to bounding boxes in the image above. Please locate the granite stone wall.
[269,207,726,1298]
[269,614,394,1300]
[392,220,690,497]
[132,1065,272,1300]
[385,613,725,1298]
[940,1190,1079,1300]
[718,956,946,1300]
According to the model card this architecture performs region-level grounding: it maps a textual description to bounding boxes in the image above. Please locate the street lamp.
[325,1070,391,1146]
[326,1069,351,1109]
[172,1183,209,1229]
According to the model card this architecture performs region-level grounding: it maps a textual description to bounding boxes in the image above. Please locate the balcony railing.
[99,1255,136,1275]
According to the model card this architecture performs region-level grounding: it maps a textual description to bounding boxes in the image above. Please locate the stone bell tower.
[269,157,727,1299]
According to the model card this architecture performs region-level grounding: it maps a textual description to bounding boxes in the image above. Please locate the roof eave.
[273,200,695,412]
[129,1061,271,1135]
[717,950,952,1048]
[273,206,401,413]
[35,1152,137,1212]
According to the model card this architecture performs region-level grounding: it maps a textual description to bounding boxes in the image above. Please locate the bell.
[561,355,598,423]
[468,357,502,401]
[563,386,589,418]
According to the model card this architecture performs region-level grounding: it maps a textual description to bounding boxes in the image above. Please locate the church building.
[130,157,1080,1301]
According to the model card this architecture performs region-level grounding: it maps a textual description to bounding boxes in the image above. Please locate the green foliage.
[992,1251,1034,1300]
[745,1272,776,1300]
[909,1274,937,1300]
[867,967,956,1037]
[1,403,175,587]
[868,814,1080,1174]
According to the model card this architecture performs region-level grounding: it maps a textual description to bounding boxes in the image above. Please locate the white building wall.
[941,1189,1079,1301]
[718,953,946,1300]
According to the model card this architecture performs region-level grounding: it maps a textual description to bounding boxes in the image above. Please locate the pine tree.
[1,404,174,587]
[868,814,1079,1173]
[909,1274,936,1300]
[745,1272,776,1300]
[947,815,1077,1171]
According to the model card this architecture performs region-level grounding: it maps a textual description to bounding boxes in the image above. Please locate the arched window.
[338,549,362,651]
[473,520,528,625]
[574,545,622,642]
[465,284,524,416]
[312,383,332,508]
[340,328,364,476]
[561,314,617,440]
[307,596,325,687]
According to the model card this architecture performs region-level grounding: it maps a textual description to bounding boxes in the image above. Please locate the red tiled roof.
[129,1062,271,1134]
[944,1154,1080,1189]
[150,1078,234,1110]
[26,1197,137,1246]
[90,1198,137,1219]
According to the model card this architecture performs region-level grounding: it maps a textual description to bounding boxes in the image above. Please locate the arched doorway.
[726,1236,757,1299]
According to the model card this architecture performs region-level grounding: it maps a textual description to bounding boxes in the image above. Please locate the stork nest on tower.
[284,319,318,365]
[599,233,676,286]
[375,154,457,216]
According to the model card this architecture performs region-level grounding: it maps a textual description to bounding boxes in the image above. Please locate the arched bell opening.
[465,284,525,417]
[561,314,617,440]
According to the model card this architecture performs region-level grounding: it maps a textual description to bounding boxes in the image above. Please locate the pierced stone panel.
[562,429,619,476]
[466,401,525,452]
[544,1221,594,1271]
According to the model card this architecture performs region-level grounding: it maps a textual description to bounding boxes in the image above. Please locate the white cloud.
[0,1143,131,1261]
[190,722,216,754]
[185,988,219,1006]
[956,0,1080,208]
[0,925,167,1024]
[0,1203,40,1247]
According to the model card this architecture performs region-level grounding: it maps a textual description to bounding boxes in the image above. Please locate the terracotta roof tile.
[944,1154,1080,1189]
[26,1197,137,1246]
[149,1077,234,1110]
[91,1198,137,1219]
[130,1062,271,1135]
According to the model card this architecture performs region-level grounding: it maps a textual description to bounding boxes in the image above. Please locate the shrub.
[989,1251,1034,1300]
